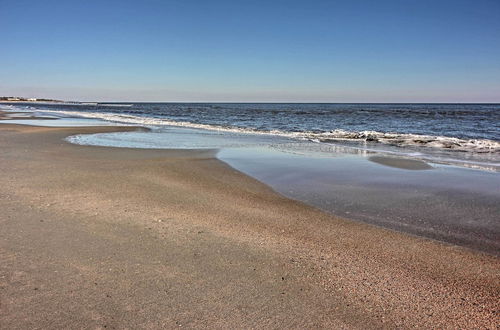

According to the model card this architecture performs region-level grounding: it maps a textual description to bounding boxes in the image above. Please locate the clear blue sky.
[1,0,499,102]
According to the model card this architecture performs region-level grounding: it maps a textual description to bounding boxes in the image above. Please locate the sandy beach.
[0,123,499,329]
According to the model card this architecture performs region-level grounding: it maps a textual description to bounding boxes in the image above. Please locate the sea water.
[2,102,499,170]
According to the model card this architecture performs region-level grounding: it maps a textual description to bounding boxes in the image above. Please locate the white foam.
[35,108,500,153]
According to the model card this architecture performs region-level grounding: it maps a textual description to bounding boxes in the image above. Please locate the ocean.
[3,102,499,170]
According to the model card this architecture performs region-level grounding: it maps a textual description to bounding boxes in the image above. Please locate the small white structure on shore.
[27,98,37,101]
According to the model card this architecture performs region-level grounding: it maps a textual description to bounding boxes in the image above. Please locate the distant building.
[7,97,20,101]
[27,98,37,101]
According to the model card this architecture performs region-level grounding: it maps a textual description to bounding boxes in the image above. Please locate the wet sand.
[220,148,500,255]
[368,155,433,170]
[0,123,499,328]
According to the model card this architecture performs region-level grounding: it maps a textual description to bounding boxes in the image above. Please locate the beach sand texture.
[0,123,499,329]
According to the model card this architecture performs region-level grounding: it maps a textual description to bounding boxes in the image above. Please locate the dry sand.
[0,123,499,329]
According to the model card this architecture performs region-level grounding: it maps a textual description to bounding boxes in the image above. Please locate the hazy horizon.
[0,95,500,104]
[2,87,500,104]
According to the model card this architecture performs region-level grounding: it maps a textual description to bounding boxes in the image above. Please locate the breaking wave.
[32,109,500,153]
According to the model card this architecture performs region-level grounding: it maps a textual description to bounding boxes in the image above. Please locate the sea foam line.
[14,107,500,153]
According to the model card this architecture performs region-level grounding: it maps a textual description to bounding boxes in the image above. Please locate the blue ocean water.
[2,102,500,169]
[6,102,499,140]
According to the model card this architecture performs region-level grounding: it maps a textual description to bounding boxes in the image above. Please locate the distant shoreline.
[2,99,500,105]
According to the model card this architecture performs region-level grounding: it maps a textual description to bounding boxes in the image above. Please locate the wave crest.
[310,130,500,153]
[17,108,500,153]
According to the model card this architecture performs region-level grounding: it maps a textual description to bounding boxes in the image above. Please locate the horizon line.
[2,100,500,105]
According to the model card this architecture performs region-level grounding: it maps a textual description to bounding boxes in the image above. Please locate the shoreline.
[2,103,499,177]
[219,147,500,256]
[0,123,499,328]
[3,110,499,255]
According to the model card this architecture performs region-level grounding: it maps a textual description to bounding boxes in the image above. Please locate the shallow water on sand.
[68,125,500,255]
[62,122,500,255]
[218,148,500,255]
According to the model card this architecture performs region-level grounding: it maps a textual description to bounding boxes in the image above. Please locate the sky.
[1,0,499,102]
